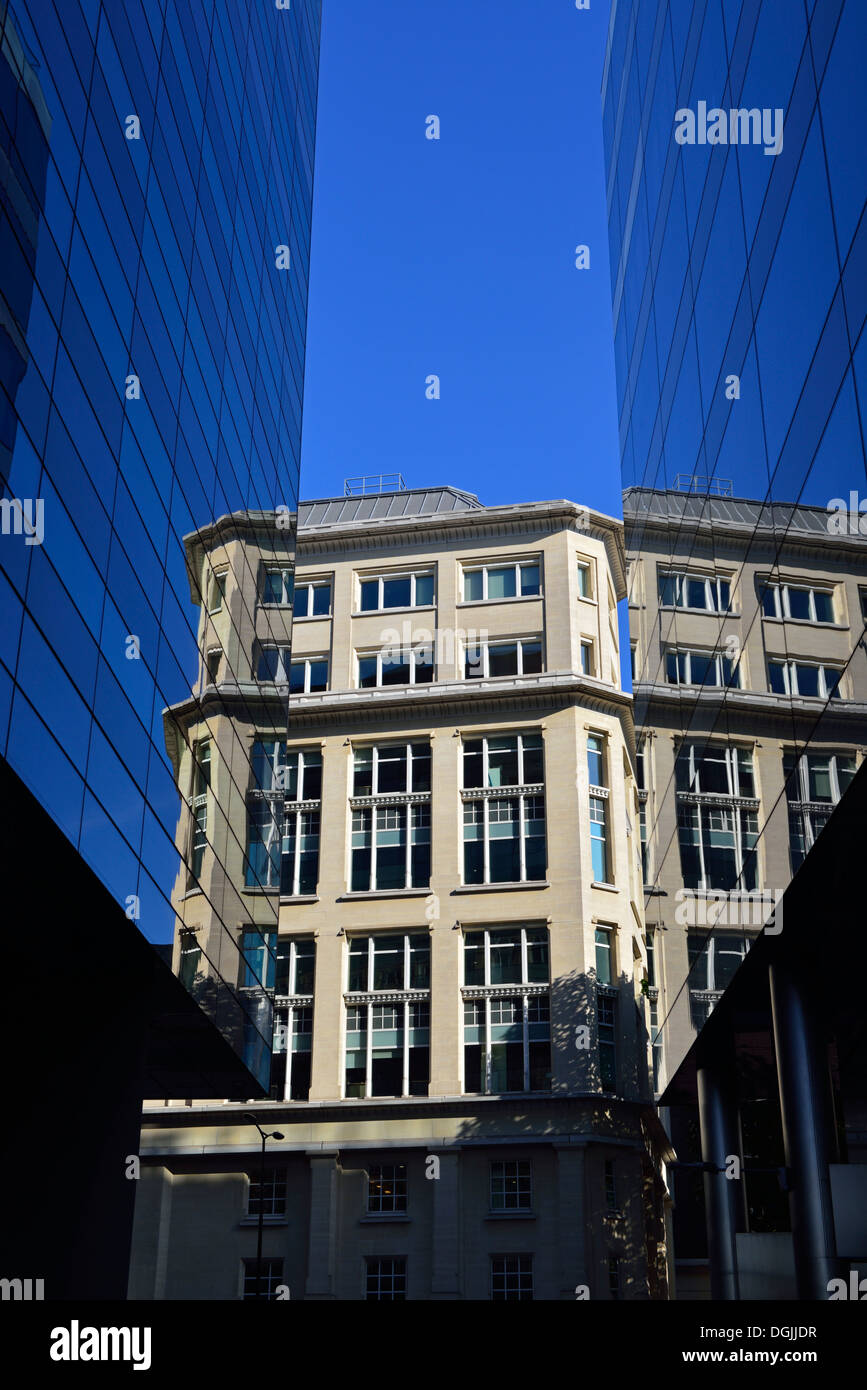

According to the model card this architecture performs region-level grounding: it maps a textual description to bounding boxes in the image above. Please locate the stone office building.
[130,484,671,1301]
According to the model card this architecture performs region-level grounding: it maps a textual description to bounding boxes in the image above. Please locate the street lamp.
[244,1113,285,1299]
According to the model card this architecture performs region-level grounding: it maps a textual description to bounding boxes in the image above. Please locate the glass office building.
[603,0,867,1287]
[0,0,321,1084]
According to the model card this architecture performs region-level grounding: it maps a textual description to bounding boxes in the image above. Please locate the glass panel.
[463,569,484,601]
[415,573,434,606]
[487,566,516,599]
[383,576,411,609]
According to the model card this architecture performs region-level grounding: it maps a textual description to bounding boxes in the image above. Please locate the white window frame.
[205,647,222,684]
[262,566,294,606]
[258,644,292,682]
[576,560,592,599]
[658,569,731,613]
[489,1160,533,1212]
[665,647,741,688]
[293,578,332,619]
[281,749,322,897]
[355,646,434,688]
[461,560,542,602]
[761,581,835,624]
[461,926,551,1095]
[289,656,329,693]
[356,570,435,613]
[464,637,543,679]
[246,1165,287,1218]
[767,659,842,699]
[461,734,546,886]
[344,933,431,1100]
[208,570,227,614]
[580,639,594,675]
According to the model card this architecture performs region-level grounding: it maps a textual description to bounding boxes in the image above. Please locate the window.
[491,1255,533,1301]
[356,645,434,687]
[608,1255,621,1300]
[350,743,431,892]
[243,1257,284,1300]
[576,561,591,598]
[462,733,546,885]
[206,648,221,684]
[271,938,315,1101]
[598,992,617,1091]
[463,926,551,1094]
[688,933,748,1027]
[768,660,842,699]
[783,751,856,872]
[658,569,731,613]
[262,567,294,606]
[490,1160,532,1212]
[257,645,292,682]
[178,931,201,989]
[358,571,435,611]
[464,638,543,679]
[289,657,329,694]
[580,640,593,675]
[587,735,610,883]
[665,648,740,688]
[367,1164,407,1213]
[345,934,430,1098]
[208,570,227,613]
[247,1167,287,1218]
[760,581,834,624]
[245,742,321,894]
[604,1160,617,1212]
[240,928,278,989]
[365,1257,406,1300]
[595,927,613,984]
[675,743,758,891]
[462,560,541,602]
[189,739,210,882]
[293,579,331,618]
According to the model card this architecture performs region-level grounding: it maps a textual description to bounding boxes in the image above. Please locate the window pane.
[312,584,331,616]
[489,929,521,983]
[520,564,540,595]
[488,643,518,677]
[415,573,434,606]
[487,566,516,599]
[308,662,328,692]
[383,576,412,609]
[787,588,810,621]
[464,569,484,601]
[813,591,833,623]
[488,737,519,787]
[768,662,786,694]
[360,579,378,611]
[522,642,542,674]
[796,664,819,697]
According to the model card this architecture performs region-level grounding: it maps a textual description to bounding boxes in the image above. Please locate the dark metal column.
[696,1049,741,1300]
[769,959,840,1300]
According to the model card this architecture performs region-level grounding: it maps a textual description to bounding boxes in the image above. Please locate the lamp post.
[244,1114,285,1299]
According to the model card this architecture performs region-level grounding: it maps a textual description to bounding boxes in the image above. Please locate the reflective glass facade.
[0,0,321,1084]
[604,0,867,1275]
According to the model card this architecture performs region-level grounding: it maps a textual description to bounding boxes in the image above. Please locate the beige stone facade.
[131,487,671,1301]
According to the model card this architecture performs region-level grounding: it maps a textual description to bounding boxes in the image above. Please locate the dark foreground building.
[0,0,320,1296]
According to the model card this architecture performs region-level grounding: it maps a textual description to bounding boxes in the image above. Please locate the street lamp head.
[270,1131,285,1141]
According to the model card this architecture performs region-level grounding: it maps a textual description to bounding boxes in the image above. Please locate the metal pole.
[696,1050,741,1300]
[257,1130,266,1299]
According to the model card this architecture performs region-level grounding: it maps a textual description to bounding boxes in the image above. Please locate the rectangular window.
[293,580,332,618]
[461,734,546,885]
[767,660,842,699]
[243,1257,284,1300]
[598,992,616,1091]
[580,640,593,675]
[350,743,431,892]
[658,569,730,613]
[576,561,591,598]
[783,750,856,872]
[665,648,741,688]
[464,637,543,679]
[206,648,221,684]
[289,658,329,694]
[247,1166,287,1217]
[356,645,434,687]
[462,560,541,602]
[178,931,201,989]
[760,581,834,624]
[345,935,430,1098]
[365,1257,406,1300]
[604,1160,617,1212]
[491,1254,533,1301]
[257,645,292,682]
[587,735,610,883]
[687,934,748,1027]
[241,929,277,990]
[271,940,315,1102]
[595,927,613,984]
[462,927,550,1095]
[262,567,294,606]
[358,571,435,611]
[367,1164,408,1213]
[208,570,227,613]
[246,743,322,895]
[189,739,211,882]
[490,1160,532,1211]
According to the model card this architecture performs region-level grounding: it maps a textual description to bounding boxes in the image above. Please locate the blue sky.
[300,0,622,519]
